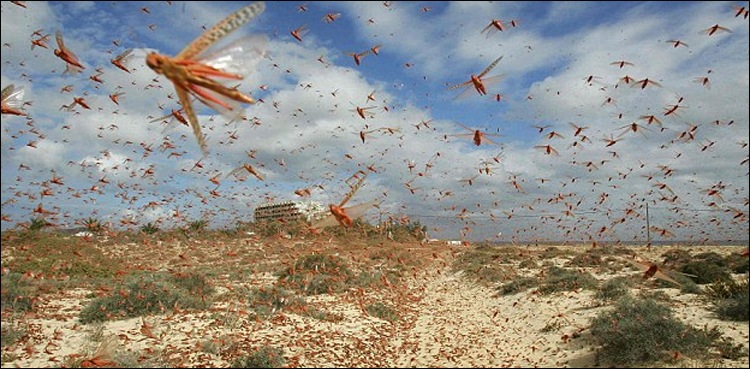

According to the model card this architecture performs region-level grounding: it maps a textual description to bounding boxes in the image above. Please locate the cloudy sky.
[1,1,748,243]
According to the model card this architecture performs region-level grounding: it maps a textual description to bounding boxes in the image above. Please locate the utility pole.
[645,202,651,244]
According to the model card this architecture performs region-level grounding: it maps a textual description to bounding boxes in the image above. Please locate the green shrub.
[28,217,47,232]
[652,271,701,294]
[709,276,749,321]
[595,277,631,302]
[715,293,749,321]
[518,259,538,269]
[726,254,749,274]
[590,297,719,366]
[170,272,215,297]
[276,254,354,295]
[694,252,728,267]
[365,302,398,322]
[567,252,603,267]
[0,323,25,348]
[140,222,159,235]
[231,346,285,368]
[1,272,39,312]
[247,286,305,318]
[355,270,398,289]
[452,246,517,285]
[497,277,538,295]
[705,277,748,301]
[187,220,208,235]
[537,266,597,294]
[680,261,731,284]
[80,274,213,323]
[83,217,105,233]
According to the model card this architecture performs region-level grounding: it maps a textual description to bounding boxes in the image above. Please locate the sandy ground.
[1,242,748,368]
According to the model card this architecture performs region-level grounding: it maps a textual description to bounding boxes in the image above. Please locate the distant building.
[253,200,327,223]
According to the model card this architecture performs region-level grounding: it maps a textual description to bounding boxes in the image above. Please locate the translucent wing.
[480,74,506,87]
[478,56,503,78]
[311,201,376,230]
[192,85,245,124]
[627,259,681,287]
[189,36,268,123]
[311,214,338,230]
[158,116,183,135]
[54,30,66,50]
[55,31,81,65]
[176,2,266,61]
[198,35,267,77]
[454,74,505,100]
[481,135,502,146]
[1,85,13,101]
[2,85,24,108]
[447,80,472,91]
[90,336,117,363]
[453,85,476,100]
[227,165,247,179]
[111,49,135,73]
[342,201,377,221]
[113,48,134,62]
[481,26,502,38]
[456,121,475,132]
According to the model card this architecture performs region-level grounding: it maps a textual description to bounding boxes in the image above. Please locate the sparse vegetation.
[707,276,749,321]
[231,346,285,368]
[140,222,160,235]
[453,245,518,285]
[1,232,118,280]
[727,253,749,274]
[518,259,538,269]
[79,273,213,323]
[0,272,40,312]
[83,217,105,234]
[653,271,702,294]
[276,254,353,295]
[1,225,747,368]
[169,272,215,297]
[247,286,306,318]
[27,217,48,232]
[186,219,208,235]
[680,260,731,284]
[0,322,25,348]
[567,252,603,267]
[595,277,631,302]
[537,266,597,294]
[590,297,729,366]
[497,276,538,296]
[365,302,398,322]
[496,265,598,295]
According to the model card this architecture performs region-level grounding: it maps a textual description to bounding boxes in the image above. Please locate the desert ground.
[1,230,748,368]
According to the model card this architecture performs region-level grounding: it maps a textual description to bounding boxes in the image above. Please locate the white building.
[253,200,327,223]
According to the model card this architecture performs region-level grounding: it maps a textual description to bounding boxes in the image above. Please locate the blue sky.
[1,1,748,242]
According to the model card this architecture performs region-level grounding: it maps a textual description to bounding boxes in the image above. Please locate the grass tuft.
[594,277,631,302]
[231,346,285,368]
[590,297,729,366]
[365,302,398,322]
[80,273,213,323]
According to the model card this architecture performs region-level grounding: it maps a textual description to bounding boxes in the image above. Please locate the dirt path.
[387,267,599,368]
